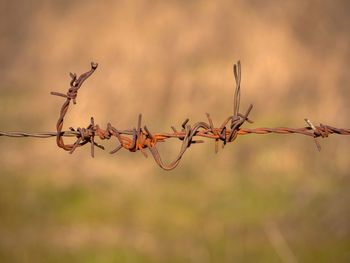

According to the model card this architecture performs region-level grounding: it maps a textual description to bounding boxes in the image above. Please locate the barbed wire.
[1,61,349,170]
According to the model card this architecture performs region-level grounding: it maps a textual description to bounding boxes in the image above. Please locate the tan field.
[0,0,349,262]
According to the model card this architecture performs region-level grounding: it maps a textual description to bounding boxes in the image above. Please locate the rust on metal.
[1,61,349,170]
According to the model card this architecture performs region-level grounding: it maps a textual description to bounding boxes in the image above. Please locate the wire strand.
[1,61,349,170]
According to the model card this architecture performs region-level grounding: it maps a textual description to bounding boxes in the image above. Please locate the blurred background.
[0,0,350,262]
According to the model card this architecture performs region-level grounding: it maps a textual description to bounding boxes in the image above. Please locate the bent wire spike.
[1,61,350,170]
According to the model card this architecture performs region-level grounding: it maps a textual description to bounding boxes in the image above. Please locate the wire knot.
[68,117,104,157]
[304,119,330,151]
[67,87,78,103]
[314,124,329,138]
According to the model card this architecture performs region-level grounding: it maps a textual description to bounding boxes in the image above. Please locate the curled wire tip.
[91,62,98,69]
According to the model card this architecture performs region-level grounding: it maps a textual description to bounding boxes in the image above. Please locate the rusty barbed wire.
[1,61,350,170]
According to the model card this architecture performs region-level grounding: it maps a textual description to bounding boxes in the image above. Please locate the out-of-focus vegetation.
[0,0,349,262]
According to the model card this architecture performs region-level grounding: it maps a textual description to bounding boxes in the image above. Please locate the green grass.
[0,165,349,263]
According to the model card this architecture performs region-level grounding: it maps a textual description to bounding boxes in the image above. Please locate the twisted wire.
[1,61,349,170]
